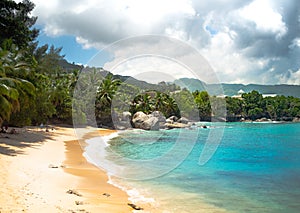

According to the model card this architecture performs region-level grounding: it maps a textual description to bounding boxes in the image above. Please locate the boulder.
[131,111,160,130]
[142,117,160,130]
[115,121,132,130]
[168,115,178,122]
[166,118,173,124]
[164,122,190,129]
[150,111,166,122]
[121,111,132,121]
[132,112,149,129]
[177,117,189,124]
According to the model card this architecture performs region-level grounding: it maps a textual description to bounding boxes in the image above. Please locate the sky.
[29,0,300,85]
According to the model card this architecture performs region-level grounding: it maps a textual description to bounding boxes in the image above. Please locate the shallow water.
[85,122,300,212]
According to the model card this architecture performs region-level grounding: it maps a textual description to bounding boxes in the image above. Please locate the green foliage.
[129,91,180,118]
[193,90,212,120]
[224,91,300,121]
[171,89,198,119]
[95,74,121,126]
[0,0,39,49]
[225,96,244,116]
[0,78,19,125]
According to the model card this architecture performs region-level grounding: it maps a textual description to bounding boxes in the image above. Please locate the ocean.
[84,122,300,212]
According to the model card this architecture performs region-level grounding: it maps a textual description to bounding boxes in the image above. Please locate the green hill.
[174,78,300,98]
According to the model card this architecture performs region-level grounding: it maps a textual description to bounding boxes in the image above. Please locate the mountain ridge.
[174,78,300,98]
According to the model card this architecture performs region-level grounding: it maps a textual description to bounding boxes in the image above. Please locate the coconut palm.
[0,78,19,125]
[0,77,35,126]
[95,74,121,127]
[96,74,121,108]
[130,93,153,115]
[0,45,35,126]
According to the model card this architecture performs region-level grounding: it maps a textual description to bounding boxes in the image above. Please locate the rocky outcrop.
[131,111,192,130]
[255,117,272,122]
[150,111,166,122]
[164,115,191,129]
[142,116,160,130]
[177,117,189,124]
[164,122,190,129]
[121,111,132,121]
[132,112,149,128]
[113,111,132,130]
[132,111,160,130]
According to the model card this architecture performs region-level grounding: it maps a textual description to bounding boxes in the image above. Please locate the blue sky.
[31,0,300,85]
[37,28,98,65]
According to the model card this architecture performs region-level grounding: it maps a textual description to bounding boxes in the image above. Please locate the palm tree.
[0,45,35,126]
[0,78,19,125]
[96,74,121,108]
[130,93,153,115]
[161,94,180,118]
[0,77,35,126]
[95,74,121,127]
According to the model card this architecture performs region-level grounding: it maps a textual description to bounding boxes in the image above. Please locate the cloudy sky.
[30,0,300,85]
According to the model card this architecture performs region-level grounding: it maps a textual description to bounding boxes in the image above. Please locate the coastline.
[0,126,131,212]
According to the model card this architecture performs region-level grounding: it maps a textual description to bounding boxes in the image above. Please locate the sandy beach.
[0,126,131,213]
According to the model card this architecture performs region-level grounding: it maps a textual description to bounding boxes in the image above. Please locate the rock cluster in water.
[115,111,192,130]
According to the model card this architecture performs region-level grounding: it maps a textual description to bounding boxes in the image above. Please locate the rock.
[293,117,300,122]
[255,117,271,122]
[150,111,166,122]
[168,116,178,122]
[177,117,189,124]
[143,117,160,130]
[66,189,82,197]
[127,203,143,210]
[75,201,84,205]
[132,111,160,130]
[166,118,174,124]
[164,122,190,129]
[121,111,131,121]
[48,164,59,168]
[102,193,111,197]
[115,121,132,130]
[132,111,149,129]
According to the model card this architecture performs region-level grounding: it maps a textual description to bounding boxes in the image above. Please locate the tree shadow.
[0,128,55,156]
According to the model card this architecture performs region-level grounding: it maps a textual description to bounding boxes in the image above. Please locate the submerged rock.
[164,122,190,129]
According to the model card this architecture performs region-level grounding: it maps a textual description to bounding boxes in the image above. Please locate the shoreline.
[0,126,131,212]
[63,129,131,212]
[0,125,232,212]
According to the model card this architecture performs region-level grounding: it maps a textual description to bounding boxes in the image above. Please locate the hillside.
[174,78,300,98]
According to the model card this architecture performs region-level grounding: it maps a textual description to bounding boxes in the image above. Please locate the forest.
[1,0,300,129]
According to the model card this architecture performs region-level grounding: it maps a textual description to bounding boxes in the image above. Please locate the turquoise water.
[87,122,300,212]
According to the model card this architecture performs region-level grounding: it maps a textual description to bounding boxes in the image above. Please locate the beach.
[0,126,130,213]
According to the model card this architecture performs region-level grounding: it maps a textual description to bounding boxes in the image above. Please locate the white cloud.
[31,0,300,85]
[277,69,300,85]
[237,0,287,38]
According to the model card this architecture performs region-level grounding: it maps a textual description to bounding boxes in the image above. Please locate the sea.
[83,122,300,212]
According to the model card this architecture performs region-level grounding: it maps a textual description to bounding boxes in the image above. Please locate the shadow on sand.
[0,127,56,156]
